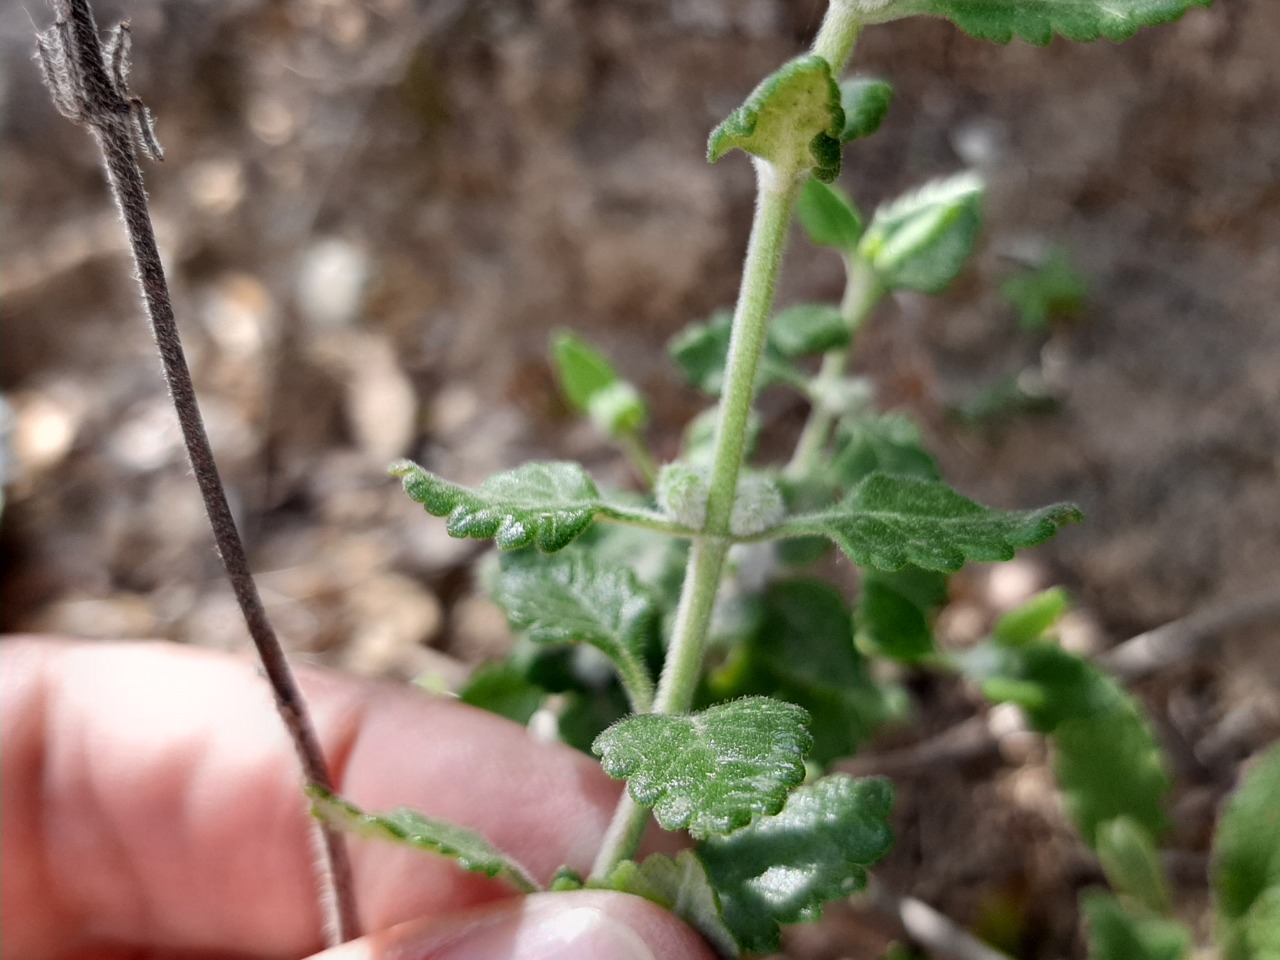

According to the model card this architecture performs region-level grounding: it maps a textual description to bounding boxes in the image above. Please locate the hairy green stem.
[811,0,863,73]
[590,167,802,879]
[786,255,883,477]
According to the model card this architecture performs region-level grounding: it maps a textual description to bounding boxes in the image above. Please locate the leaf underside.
[308,787,538,893]
[490,553,657,709]
[392,460,602,552]
[708,55,844,181]
[593,696,812,839]
[698,774,895,952]
[785,473,1082,572]
[869,0,1212,45]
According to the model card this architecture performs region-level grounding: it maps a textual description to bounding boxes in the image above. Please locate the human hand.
[1,638,716,960]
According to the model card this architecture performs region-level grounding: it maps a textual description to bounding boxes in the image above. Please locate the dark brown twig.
[34,0,359,943]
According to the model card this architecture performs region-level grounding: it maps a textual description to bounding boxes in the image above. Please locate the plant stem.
[811,0,864,73]
[786,254,883,477]
[618,429,659,487]
[590,166,802,879]
[34,0,358,943]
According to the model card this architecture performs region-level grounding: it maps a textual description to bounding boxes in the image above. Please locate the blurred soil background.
[2,0,1278,956]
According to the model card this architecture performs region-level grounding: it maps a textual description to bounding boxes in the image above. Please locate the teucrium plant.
[348,0,1210,953]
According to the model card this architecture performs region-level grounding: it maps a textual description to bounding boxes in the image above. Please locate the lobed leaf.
[592,696,812,839]
[861,0,1213,45]
[1213,743,1280,925]
[708,55,844,181]
[1081,892,1191,960]
[797,178,864,252]
[393,460,674,552]
[308,787,539,893]
[780,473,1082,572]
[600,852,740,958]
[698,774,895,952]
[490,553,657,710]
[858,172,984,294]
[839,77,894,142]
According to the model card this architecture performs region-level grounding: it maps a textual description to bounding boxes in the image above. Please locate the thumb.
[307,891,722,960]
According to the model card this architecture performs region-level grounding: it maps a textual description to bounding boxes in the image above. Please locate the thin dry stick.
[35,0,359,943]
[1099,586,1280,681]
[866,879,1015,960]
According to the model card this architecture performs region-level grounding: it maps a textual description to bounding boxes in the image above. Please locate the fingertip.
[308,892,721,960]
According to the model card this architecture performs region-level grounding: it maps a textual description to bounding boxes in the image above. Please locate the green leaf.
[1000,247,1088,331]
[760,580,891,762]
[952,371,1061,425]
[862,0,1212,45]
[458,660,545,726]
[967,640,1171,845]
[490,553,657,710]
[670,310,734,395]
[993,586,1070,647]
[708,55,844,181]
[856,568,945,662]
[1055,711,1172,846]
[393,460,600,551]
[600,853,740,958]
[1214,743,1280,924]
[592,696,812,839]
[308,787,539,893]
[551,330,648,437]
[1230,887,1280,960]
[781,473,1082,572]
[393,460,676,552]
[858,172,984,294]
[797,178,864,251]
[1082,892,1190,960]
[770,303,851,358]
[839,78,893,142]
[1096,817,1172,914]
[698,774,895,952]
[829,412,942,487]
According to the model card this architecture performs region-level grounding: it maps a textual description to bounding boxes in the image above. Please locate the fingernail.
[431,905,655,960]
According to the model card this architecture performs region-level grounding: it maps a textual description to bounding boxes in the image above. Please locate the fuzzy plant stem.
[590,167,802,879]
[34,0,359,943]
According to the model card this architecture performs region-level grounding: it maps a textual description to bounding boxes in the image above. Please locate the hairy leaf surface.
[861,0,1212,45]
[593,696,812,838]
[394,461,677,552]
[708,55,844,181]
[780,473,1082,572]
[858,173,983,293]
[309,788,538,892]
[698,775,895,952]
[491,553,657,710]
